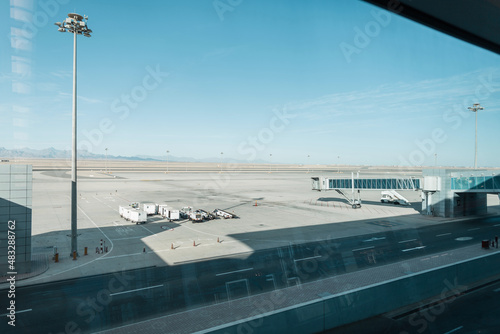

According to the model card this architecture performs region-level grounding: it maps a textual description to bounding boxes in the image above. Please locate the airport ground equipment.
[119,205,127,218]
[213,208,238,219]
[335,189,362,209]
[143,203,158,215]
[167,208,180,220]
[189,210,203,222]
[129,209,147,224]
[180,206,193,219]
[158,204,169,217]
[380,190,410,205]
[158,205,180,220]
[312,173,420,208]
[199,209,216,220]
[119,204,138,219]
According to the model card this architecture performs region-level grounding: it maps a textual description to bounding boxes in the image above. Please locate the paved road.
[2,215,500,333]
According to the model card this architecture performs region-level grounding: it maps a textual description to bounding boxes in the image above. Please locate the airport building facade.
[0,164,32,276]
[422,169,500,218]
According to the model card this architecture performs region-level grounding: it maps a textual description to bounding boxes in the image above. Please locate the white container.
[129,209,147,224]
[119,206,126,217]
[143,203,158,215]
[158,204,169,217]
[167,209,180,220]
[123,208,132,220]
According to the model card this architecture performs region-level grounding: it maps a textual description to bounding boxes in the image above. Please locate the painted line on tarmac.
[110,284,164,296]
[437,233,452,237]
[26,200,116,283]
[294,255,322,262]
[0,308,32,316]
[77,204,115,253]
[443,325,463,334]
[494,224,500,227]
[362,237,386,242]
[468,228,480,231]
[139,225,157,237]
[402,246,426,252]
[398,239,417,243]
[493,287,500,292]
[113,236,147,241]
[93,195,119,212]
[216,268,254,277]
[352,246,374,252]
[97,252,143,260]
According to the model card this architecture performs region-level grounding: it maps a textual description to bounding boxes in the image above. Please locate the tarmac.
[2,165,500,289]
[95,236,500,334]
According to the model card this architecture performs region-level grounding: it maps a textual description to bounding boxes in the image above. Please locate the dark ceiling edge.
[362,0,500,56]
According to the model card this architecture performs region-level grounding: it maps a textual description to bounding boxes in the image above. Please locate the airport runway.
[2,214,500,334]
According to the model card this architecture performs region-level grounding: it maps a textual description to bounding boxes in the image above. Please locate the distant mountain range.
[0,147,268,164]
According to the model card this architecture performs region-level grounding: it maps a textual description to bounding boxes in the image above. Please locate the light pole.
[105,148,108,173]
[55,13,92,257]
[434,153,437,167]
[468,103,483,169]
[337,156,340,173]
[166,150,169,173]
[307,155,310,173]
[220,152,223,173]
[269,154,272,173]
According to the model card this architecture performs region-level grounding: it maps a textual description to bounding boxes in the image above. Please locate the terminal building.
[422,169,500,218]
[0,164,32,276]
[312,169,500,218]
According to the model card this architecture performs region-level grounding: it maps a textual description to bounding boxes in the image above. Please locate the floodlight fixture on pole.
[55,13,92,257]
[468,103,483,169]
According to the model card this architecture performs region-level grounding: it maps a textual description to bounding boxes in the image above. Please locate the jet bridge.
[311,174,420,209]
[312,176,421,191]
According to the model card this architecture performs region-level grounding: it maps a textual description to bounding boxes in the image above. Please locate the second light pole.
[468,103,483,169]
[166,150,169,173]
[220,152,223,173]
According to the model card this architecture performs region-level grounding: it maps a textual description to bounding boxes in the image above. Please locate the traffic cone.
[143,247,146,253]
[217,237,220,243]
[254,201,258,206]
[171,243,174,250]
[193,240,196,247]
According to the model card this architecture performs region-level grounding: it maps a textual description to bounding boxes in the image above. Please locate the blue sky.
[1,0,500,167]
